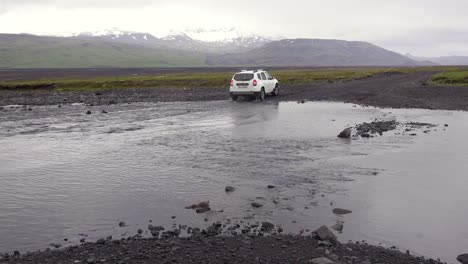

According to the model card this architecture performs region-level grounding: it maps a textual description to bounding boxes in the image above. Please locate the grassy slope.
[0,67,459,91]
[431,71,468,85]
[0,35,206,68]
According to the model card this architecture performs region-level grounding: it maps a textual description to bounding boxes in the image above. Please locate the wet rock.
[331,222,344,232]
[13,251,20,257]
[267,185,276,189]
[332,208,352,215]
[225,186,235,192]
[313,226,337,245]
[80,238,86,243]
[300,100,306,104]
[458,254,468,264]
[338,128,352,139]
[101,110,108,114]
[118,221,126,227]
[310,257,335,264]
[361,133,371,138]
[445,124,449,127]
[86,110,92,115]
[86,257,96,264]
[196,207,211,214]
[148,225,165,232]
[186,201,211,213]
[96,239,106,245]
[355,120,398,136]
[137,229,143,235]
[251,202,263,208]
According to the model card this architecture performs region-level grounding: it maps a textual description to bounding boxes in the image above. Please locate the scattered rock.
[186,201,211,213]
[338,128,352,139]
[310,257,335,264]
[260,222,275,233]
[355,120,398,136]
[80,238,86,243]
[313,226,337,245]
[332,208,352,215]
[86,257,96,264]
[101,110,108,114]
[96,239,106,245]
[225,186,235,192]
[267,185,276,189]
[137,229,143,235]
[458,254,468,264]
[118,221,126,227]
[318,240,334,247]
[445,124,449,127]
[251,202,263,208]
[49,243,62,249]
[86,111,92,115]
[301,100,306,104]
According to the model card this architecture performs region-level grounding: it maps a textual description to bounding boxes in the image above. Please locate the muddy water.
[0,101,467,262]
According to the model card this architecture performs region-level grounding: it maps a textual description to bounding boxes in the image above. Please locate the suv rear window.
[234,73,254,81]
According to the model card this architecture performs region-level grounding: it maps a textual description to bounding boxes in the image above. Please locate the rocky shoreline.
[0,223,449,264]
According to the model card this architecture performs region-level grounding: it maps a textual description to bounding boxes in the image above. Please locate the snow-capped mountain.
[184,28,271,49]
[58,28,272,53]
[72,29,161,45]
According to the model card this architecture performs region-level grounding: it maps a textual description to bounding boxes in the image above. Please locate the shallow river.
[0,101,467,262]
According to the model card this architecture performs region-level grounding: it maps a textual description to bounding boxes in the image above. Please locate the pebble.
[251,202,263,208]
[225,186,235,192]
[331,222,344,232]
[267,185,276,189]
[86,111,92,115]
[118,221,126,227]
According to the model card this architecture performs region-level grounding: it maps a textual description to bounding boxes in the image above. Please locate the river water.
[0,101,467,262]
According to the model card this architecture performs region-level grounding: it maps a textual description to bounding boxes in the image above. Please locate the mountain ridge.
[0,32,431,68]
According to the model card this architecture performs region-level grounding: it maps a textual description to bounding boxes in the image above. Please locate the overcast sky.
[1,0,467,56]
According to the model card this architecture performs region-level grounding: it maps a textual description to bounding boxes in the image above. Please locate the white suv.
[229,70,280,101]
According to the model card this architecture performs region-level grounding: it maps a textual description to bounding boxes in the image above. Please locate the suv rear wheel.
[257,88,265,101]
[271,84,280,96]
[230,93,238,101]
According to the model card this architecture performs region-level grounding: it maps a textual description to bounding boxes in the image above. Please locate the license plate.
[237,83,248,87]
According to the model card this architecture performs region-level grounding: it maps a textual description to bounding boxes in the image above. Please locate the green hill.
[0,34,207,68]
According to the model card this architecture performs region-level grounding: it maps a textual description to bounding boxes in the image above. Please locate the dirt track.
[1,71,468,111]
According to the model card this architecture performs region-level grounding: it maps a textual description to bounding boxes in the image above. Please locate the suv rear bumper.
[229,87,261,95]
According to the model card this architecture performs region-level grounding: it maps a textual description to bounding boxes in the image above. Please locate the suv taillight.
[230,79,234,86]
[253,79,257,86]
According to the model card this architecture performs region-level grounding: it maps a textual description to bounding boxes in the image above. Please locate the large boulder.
[313,225,337,245]
[337,128,352,139]
[458,254,468,264]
